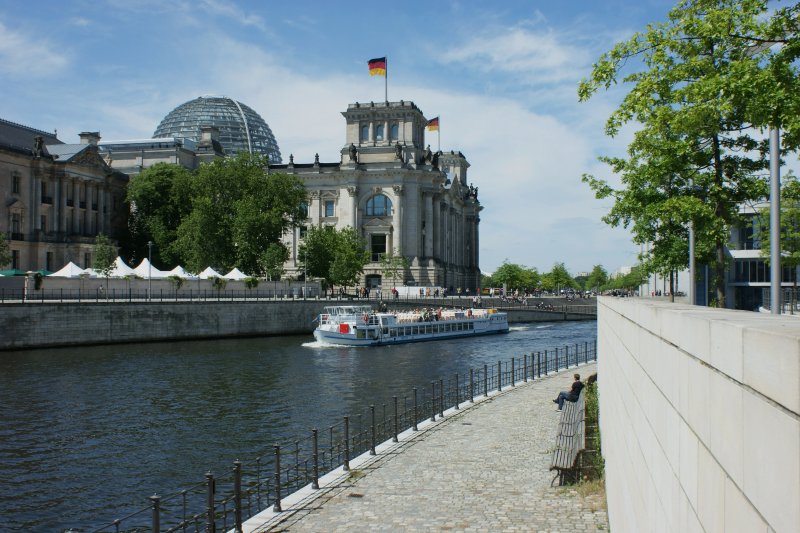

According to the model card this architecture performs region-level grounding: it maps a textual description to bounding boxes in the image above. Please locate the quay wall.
[0,300,321,350]
[598,297,799,533]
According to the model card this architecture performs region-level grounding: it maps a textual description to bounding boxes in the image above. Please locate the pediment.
[6,197,27,210]
[68,146,112,171]
[363,217,392,228]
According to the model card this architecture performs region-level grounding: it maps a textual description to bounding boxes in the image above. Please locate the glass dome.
[153,96,282,163]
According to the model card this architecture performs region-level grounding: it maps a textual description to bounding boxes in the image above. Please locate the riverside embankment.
[0,297,595,350]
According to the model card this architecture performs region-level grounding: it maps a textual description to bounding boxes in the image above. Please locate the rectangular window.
[40,215,47,232]
[299,225,308,239]
[371,234,386,262]
[324,200,335,217]
[11,250,19,269]
[84,252,91,269]
[11,214,21,233]
[12,175,20,194]
[46,252,53,271]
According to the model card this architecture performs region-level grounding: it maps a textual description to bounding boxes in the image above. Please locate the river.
[0,320,596,531]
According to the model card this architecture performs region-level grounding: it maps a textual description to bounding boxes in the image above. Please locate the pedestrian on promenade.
[553,374,584,410]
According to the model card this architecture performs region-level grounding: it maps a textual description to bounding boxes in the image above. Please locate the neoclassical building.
[0,119,128,271]
[273,100,482,292]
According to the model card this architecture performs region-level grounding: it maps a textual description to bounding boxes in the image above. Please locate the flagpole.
[385,56,388,102]
[438,124,440,152]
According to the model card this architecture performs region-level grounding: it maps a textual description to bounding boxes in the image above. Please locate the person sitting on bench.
[553,374,584,410]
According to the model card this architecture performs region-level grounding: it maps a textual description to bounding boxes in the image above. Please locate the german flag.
[368,57,386,76]
[426,117,439,131]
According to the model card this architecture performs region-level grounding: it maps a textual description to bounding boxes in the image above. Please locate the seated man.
[553,374,584,410]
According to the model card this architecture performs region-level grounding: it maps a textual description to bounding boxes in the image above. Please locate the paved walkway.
[244,363,606,533]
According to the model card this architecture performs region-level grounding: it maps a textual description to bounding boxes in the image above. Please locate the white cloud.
[0,21,69,78]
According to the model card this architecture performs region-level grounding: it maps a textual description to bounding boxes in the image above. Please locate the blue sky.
[0,0,686,275]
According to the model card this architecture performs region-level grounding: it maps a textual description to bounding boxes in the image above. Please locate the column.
[432,200,441,259]
[348,187,358,230]
[97,186,106,235]
[73,180,81,235]
[392,185,403,254]
[424,193,434,258]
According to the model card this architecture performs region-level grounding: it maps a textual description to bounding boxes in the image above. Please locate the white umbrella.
[50,262,88,278]
[224,267,248,280]
[199,266,222,279]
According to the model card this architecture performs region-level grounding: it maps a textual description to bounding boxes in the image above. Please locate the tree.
[760,174,800,305]
[491,260,540,291]
[93,233,117,296]
[0,233,10,268]
[379,252,409,288]
[577,0,798,307]
[175,152,307,274]
[260,242,289,281]
[300,226,369,293]
[546,262,578,293]
[126,162,193,267]
[585,265,609,292]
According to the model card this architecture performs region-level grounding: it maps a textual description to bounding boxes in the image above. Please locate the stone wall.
[598,297,799,533]
[0,300,322,350]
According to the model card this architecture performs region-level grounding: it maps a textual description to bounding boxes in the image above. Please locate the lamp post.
[147,240,153,302]
[769,127,781,314]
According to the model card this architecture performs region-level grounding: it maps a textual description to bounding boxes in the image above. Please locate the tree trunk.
[712,133,726,308]
[669,270,675,303]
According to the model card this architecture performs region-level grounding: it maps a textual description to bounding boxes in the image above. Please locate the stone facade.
[0,120,128,271]
[275,101,482,292]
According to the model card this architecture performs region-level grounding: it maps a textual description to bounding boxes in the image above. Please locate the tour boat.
[313,305,509,346]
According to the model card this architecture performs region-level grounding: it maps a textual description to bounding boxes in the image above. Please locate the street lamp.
[147,240,153,302]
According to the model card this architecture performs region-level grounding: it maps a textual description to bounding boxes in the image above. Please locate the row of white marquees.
[50,257,250,280]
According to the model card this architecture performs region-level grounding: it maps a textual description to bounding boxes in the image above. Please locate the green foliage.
[126,162,193,266]
[491,260,540,290]
[244,276,260,289]
[541,262,578,292]
[33,272,43,290]
[578,0,800,306]
[93,234,117,279]
[127,154,306,275]
[379,252,410,286]
[167,275,185,290]
[260,243,289,281]
[604,265,649,291]
[0,233,10,267]
[759,174,800,277]
[300,226,369,290]
[585,265,609,292]
[210,276,227,292]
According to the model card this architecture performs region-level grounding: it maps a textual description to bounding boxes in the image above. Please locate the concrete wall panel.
[599,297,799,533]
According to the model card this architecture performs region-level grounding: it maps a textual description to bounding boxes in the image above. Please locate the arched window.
[390,124,399,140]
[375,124,384,141]
[360,125,369,142]
[366,194,393,216]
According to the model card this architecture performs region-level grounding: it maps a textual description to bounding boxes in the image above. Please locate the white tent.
[199,266,222,279]
[110,257,136,277]
[169,265,198,279]
[224,268,248,280]
[50,262,89,278]
[133,258,169,279]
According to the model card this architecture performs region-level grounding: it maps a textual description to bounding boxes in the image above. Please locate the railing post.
[575,343,579,366]
[205,472,215,533]
[524,354,528,382]
[484,364,488,397]
[413,388,418,431]
[343,416,350,471]
[233,460,243,532]
[273,445,282,512]
[498,360,502,391]
[150,494,160,533]
[584,341,588,363]
[370,405,376,455]
[511,357,515,387]
[469,368,474,403]
[454,373,460,410]
[393,396,399,442]
[439,378,444,417]
[431,382,436,422]
[544,350,548,374]
[312,429,319,489]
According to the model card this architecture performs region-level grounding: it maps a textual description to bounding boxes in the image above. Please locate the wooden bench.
[549,388,586,486]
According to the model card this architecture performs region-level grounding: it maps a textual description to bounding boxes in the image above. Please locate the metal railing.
[81,340,598,533]
[761,287,800,314]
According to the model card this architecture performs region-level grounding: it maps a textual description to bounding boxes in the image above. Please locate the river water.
[0,320,596,531]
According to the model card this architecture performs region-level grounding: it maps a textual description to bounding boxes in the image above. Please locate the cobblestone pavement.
[251,363,606,533]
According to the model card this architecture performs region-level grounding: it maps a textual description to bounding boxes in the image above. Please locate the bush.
[244,276,260,289]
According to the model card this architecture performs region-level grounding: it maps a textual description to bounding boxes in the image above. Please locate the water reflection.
[0,320,596,530]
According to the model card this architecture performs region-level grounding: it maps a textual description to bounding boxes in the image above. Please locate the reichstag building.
[0,96,482,291]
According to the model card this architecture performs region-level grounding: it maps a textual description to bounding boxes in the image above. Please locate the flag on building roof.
[426,117,440,131]
[368,57,386,76]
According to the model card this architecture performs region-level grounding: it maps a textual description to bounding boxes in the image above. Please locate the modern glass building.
[153,96,282,163]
